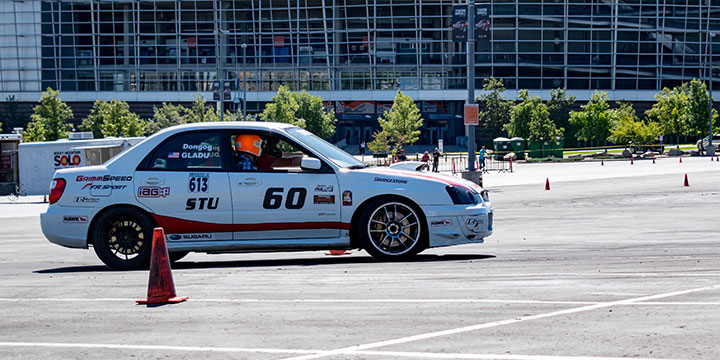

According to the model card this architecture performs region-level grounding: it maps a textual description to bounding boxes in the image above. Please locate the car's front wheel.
[92,207,153,270]
[358,198,427,261]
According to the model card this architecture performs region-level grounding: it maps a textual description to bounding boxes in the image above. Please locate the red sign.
[464,104,479,125]
[273,36,285,47]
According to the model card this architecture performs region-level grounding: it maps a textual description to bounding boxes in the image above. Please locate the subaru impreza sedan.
[41,122,493,269]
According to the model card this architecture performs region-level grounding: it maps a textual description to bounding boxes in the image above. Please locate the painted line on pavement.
[0,342,681,360]
[0,341,315,355]
[279,284,720,360]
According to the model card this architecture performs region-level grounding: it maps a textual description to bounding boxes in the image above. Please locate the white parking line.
[353,350,683,360]
[279,284,720,360]
[0,341,315,355]
[0,342,679,360]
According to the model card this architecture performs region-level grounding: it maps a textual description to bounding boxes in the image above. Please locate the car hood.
[351,166,483,192]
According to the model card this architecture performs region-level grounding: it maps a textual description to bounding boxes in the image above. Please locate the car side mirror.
[300,157,322,171]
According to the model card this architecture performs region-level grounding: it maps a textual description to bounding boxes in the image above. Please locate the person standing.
[359,141,366,155]
[478,145,487,170]
[432,148,441,172]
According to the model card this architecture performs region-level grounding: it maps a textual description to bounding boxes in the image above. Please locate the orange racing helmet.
[234,134,263,157]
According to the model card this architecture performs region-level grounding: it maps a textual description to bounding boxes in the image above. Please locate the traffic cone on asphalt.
[137,228,188,305]
[601,160,604,166]
[509,159,513,172]
[630,157,634,165]
[716,155,719,161]
[326,249,351,255]
[652,157,656,164]
[684,174,689,187]
[679,156,683,163]
[545,178,550,191]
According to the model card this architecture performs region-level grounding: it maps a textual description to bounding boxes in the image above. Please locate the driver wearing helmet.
[234,134,263,171]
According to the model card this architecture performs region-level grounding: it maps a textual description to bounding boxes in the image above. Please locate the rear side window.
[147,132,224,171]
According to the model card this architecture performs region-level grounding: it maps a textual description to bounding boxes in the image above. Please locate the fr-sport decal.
[151,214,350,233]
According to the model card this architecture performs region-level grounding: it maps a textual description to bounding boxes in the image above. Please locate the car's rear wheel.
[92,207,153,270]
[358,198,427,261]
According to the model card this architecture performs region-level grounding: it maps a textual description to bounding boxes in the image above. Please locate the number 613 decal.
[263,187,307,209]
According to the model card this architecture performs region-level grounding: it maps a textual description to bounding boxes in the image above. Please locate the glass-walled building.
[1,0,718,145]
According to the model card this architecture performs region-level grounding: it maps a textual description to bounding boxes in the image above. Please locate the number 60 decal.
[263,187,307,209]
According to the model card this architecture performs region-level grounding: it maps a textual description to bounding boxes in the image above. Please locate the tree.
[681,79,718,138]
[294,91,336,139]
[258,85,336,139]
[608,102,662,145]
[645,87,688,144]
[80,99,145,138]
[1,95,26,133]
[23,88,73,142]
[527,104,562,142]
[477,77,513,142]
[505,89,563,141]
[185,95,220,123]
[548,88,576,145]
[367,130,391,153]
[376,90,423,152]
[569,91,612,145]
[146,102,187,134]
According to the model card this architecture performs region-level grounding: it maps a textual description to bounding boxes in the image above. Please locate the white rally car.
[41,122,492,269]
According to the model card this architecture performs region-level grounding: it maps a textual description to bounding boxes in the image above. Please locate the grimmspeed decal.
[137,186,171,198]
[186,197,219,210]
[75,175,133,182]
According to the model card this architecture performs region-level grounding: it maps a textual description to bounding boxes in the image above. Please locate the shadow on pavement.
[34,254,496,273]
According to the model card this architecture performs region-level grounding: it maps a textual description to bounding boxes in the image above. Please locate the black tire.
[92,207,154,270]
[356,197,427,261]
[169,251,189,263]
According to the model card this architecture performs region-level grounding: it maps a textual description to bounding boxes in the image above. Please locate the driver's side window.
[229,132,314,172]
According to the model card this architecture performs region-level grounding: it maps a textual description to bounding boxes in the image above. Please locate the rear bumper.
[40,206,91,249]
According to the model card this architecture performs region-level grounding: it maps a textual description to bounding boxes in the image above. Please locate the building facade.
[0,0,718,145]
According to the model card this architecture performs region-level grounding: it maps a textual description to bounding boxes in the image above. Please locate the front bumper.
[40,206,93,249]
[423,202,493,248]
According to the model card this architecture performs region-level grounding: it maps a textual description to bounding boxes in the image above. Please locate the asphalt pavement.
[0,156,718,360]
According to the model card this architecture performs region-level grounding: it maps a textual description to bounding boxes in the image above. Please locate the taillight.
[49,178,66,204]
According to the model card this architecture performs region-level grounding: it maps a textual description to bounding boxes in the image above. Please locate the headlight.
[446,185,478,205]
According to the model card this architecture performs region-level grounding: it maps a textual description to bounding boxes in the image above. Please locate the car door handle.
[144,177,162,185]
[240,178,260,186]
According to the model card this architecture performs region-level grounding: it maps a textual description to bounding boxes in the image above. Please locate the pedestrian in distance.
[432,148,441,172]
[359,141,366,155]
[478,145,487,170]
[421,151,430,163]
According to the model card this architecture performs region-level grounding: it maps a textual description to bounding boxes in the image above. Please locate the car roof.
[166,121,298,132]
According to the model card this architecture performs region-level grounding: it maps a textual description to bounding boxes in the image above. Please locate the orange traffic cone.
[137,228,188,305]
[545,178,550,191]
[630,157,634,165]
[716,155,719,161]
[326,249,351,255]
[684,174,689,187]
[509,159,513,172]
[652,157,656,164]
[679,156,683,163]
[601,160,604,166]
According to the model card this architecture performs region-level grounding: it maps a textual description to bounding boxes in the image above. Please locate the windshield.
[286,127,365,168]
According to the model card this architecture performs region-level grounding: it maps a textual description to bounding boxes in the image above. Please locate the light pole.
[708,32,715,153]
[241,43,247,120]
[214,0,224,121]
[466,0,476,172]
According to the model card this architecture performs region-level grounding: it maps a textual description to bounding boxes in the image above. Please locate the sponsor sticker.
[317,212,337,217]
[168,233,214,241]
[430,219,453,227]
[342,190,352,206]
[73,196,99,203]
[75,175,133,182]
[137,186,171,198]
[81,184,128,190]
[63,215,88,223]
[373,177,407,184]
[464,216,485,232]
[314,185,334,193]
[313,194,335,204]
